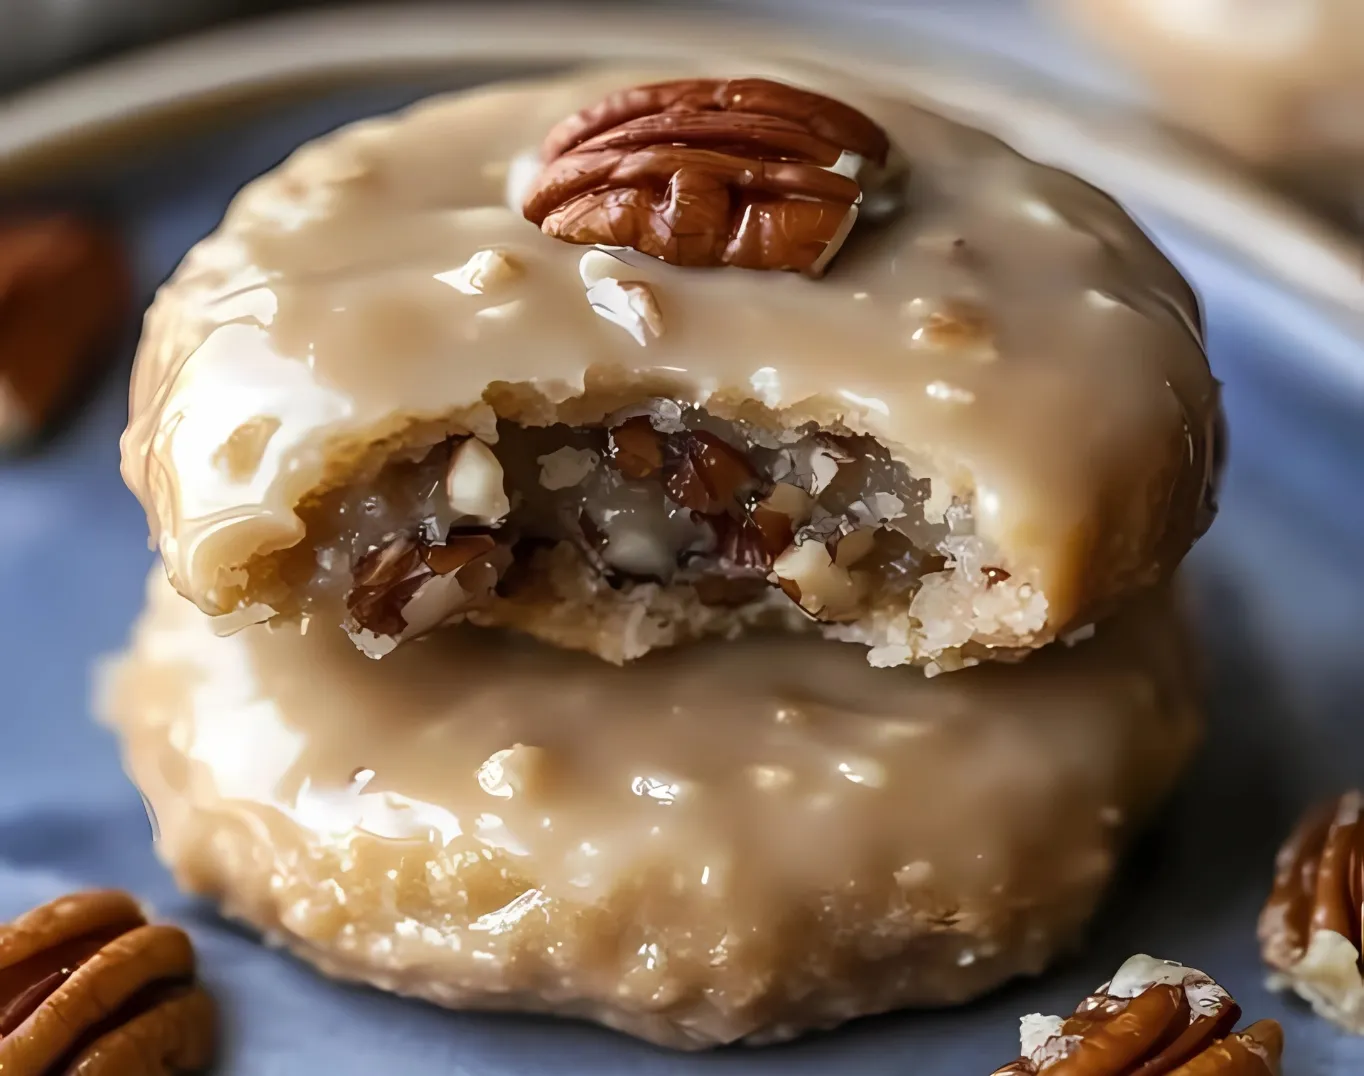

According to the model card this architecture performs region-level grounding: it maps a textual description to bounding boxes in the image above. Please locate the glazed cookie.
[1057,0,1364,212]
[120,66,1219,669]
[101,572,1201,1048]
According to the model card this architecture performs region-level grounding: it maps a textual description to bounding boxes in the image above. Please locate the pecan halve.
[0,215,130,448]
[991,955,1283,1076]
[522,77,893,275]
[0,890,214,1075]
[1259,790,1364,1033]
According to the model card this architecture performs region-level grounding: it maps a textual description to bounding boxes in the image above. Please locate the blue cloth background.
[1,84,1362,1073]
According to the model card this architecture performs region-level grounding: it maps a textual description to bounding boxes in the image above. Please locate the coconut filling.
[260,401,1047,664]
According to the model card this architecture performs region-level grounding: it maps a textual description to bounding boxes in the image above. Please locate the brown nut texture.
[347,527,511,642]
[522,78,892,275]
[0,890,215,1075]
[1259,789,1364,1033]
[991,955,1282,1076]
[0,214,130,448]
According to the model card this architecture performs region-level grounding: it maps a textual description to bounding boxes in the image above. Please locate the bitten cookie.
[120,66,1219,668]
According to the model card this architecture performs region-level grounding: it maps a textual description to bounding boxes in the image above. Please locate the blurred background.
[5,0,1361,219]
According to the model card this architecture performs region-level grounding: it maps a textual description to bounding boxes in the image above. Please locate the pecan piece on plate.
[522,77,896,275]
[0,890,215,1075]
[991,954,1283,1075]
[1259,789,1364,1033]
[0,214,130,449]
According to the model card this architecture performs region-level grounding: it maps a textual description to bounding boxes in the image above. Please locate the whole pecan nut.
[0,214,130,448]
[522,77,894,275]
[0,890,215,1075]
[1259,789,1364,1033]
[991,955,1283,1075]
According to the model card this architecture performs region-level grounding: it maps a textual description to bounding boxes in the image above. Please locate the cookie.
[120,67,1219,668]
[101,573,1200,1048]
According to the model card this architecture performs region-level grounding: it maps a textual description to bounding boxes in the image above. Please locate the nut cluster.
[604,414,879,618]
[0,214,129,448]
[337,391,979,646]
[991,955,1282,1075]
[603,414,797,604]
[522,77,894,275]
[0,890,214,1075]
[1259,790,1364,1033]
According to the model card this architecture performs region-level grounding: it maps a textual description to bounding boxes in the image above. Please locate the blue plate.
[1,20,1361,1075]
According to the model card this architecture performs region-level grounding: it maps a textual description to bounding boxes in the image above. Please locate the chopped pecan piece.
[771,537,865,621]
[608,416,665,479]
[347,532,428,638]
[1259,790,1364,1033]
[522,77,895,275]
[0,215,130,448]
[444,437,511,525]
[0,890,214,1075]
[608,419,761,516]
[992,955,1282,1075]
[749,502,797,559]
[346,529,510,648]
[663,430,761,515]
[578,253,666,347]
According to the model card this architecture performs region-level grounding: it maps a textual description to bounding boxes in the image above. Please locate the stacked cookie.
[105,68,1221,1048]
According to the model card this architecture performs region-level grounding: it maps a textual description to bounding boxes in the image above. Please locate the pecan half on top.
[0,890,215,1075]
[0,214,130,449]
[992,955,1283,1076]
[1259,789,1364,1033]
[521,77,895,275]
